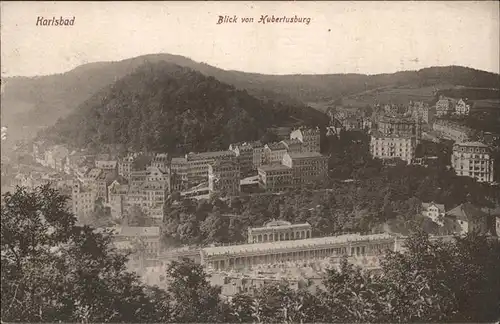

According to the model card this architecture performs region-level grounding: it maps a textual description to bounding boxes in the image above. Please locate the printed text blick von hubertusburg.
[217,15,311,25]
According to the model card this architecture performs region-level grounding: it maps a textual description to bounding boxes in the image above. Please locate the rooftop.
[186,150,235,161]
[288,152,325,159]
[202,233,394,257]
[266,142,287,151]
[258,164,291,172]
[100,226,161,237]
[454,141,489,148]
[446,203,487,222]
[422,202,445,213]
[249,221,312,232]
[281,139,302,146]
[371,130,416,139]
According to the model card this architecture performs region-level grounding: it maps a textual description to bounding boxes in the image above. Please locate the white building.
[370,131,417,164]
[421,202,445,225]
[451,142,494,183]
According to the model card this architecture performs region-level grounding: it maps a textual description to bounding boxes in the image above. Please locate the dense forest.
[40,62,325,153]
[2,185,499,323]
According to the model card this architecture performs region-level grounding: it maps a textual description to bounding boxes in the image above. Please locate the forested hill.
[40,61,323,153]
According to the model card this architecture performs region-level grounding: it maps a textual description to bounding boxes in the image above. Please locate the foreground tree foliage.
[1,185,166,322]
[2,185,499,323]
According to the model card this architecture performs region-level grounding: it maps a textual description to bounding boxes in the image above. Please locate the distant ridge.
[2,53,499,145]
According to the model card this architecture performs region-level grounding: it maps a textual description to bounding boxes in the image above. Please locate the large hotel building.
[370,131,417,164]
[451,142,495,183]
[370,115,420,164]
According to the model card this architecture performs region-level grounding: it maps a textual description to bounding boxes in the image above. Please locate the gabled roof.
[422,202,445,213]
[446,203,487,223]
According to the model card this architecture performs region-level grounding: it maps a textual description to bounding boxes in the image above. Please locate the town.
[3,93,499,297]
[1,2,499,322]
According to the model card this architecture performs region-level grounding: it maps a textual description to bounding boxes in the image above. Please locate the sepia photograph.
[1,1,499,323]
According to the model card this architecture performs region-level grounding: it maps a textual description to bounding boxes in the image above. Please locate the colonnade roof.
[202,233,395,257]
[248,222,312,232]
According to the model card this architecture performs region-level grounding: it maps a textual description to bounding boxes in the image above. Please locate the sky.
[1,1,499,77]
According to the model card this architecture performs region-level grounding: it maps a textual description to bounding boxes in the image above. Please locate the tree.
[166,258,225,323]
[200,211,229,243]
[1,185,163,322]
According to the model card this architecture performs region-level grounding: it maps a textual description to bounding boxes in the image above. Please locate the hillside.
[3,52,499,142]
[40,61,324,153]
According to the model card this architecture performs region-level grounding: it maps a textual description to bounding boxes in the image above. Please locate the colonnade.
[205,241,395,271]
[249,229,312,244]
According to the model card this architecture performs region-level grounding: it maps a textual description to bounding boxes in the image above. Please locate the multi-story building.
[257,164,292,192]
[290,127,321,153]
[247,220,312,243]
[184,151,236,186]
[95,160,117,171]
[118,152,151,180]
[410,102,435,125]
[130,166,170,187]
[377,116,422,140]
[264,142,288,164]
[433,119,474,143]
[251,141,266,170]
[108,179,129,220]
[170,157,188,191]
[125,180,168,213]
[282,152,328,186]
[151,153,169,170]
[451,142,494,183]
[44,145,69,171]
[229,142,254,175]
[370,131,417,164]
[71,181,97,222]
[341,117,364,131]
[118,155,134,180]
[435,96,455,117]
[208,160,240,197]
[454,99,470,116]
[280,139,303,154]
[32,140,47,165]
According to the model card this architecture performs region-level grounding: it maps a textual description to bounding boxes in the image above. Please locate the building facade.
[370,131,417,164]
[421,202,446,225]
[257,164,292,192]
[264,142,288,164]
[201,233,397,271]
[247,220,312,243]
[377,116,421,140]
[72,181,97,221]
[208,160,241,197]
[229,143,255,175]
[433,119,473,143]
[290,127,321,153]
[280,139,303,154]
[435,96,455,117]
[455,99,470,116]
[282,152,328,186]
[451,142,494,183]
